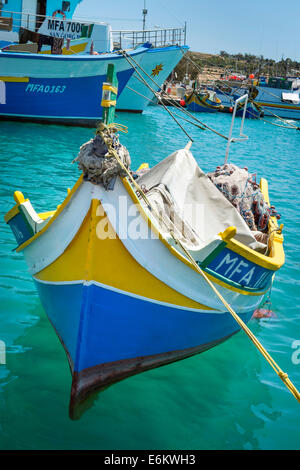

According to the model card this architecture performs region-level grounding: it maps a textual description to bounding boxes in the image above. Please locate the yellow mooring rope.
[172,236,300,403]
[102,126,300,403]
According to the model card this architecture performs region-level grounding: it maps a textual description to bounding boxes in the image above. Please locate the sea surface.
[0,107,299,450]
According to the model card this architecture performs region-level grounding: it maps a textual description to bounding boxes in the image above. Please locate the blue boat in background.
[0,0,149,125]
[235,97,262,119]
[0,45,148,126]
[185,88,223,113]
[208,84,263,119]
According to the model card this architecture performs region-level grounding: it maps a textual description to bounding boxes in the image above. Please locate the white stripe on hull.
[34,277,220,313]
[97,179,264,313]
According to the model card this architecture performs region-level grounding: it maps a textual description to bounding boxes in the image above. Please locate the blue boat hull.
[186,100,220,113]
[34,278,253,416]
[236,104,261,119]
[0,47,149,125]
[0,69,133,126]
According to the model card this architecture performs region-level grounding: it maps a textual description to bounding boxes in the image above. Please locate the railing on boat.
[112,26,187,49]
[225,94,249,163]
[0,10,50,33]
[0,10,187,50]
[0,10,110,35]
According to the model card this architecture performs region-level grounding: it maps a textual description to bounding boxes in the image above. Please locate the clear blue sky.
[74,0,300,61]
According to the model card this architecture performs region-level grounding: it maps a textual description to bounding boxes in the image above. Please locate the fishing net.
[74,123,131,190]
[207,163,279,234]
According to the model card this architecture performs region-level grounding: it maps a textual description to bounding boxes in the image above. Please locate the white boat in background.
[112,28,188,113]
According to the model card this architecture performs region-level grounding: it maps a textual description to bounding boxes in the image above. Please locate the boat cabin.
[0,0,81,46]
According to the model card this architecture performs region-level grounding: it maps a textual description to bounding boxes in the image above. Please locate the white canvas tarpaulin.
[137,149,264,250]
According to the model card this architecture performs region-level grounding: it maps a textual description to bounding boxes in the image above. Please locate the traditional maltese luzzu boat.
[5,69,285,418]
[185,88,223,112]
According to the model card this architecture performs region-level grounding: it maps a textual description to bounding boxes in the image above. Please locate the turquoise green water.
[0,108,299,450]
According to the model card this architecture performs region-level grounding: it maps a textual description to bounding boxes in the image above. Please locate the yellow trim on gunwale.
[15,174,83,252]
[4,197,29,223]
[38,210,56,220]
[255,101,300,111]
[121,178,262,296]
[4,203,20,223]
[0,76,29,82]
[223,235,284,270]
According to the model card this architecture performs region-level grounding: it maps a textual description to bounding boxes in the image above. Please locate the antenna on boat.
[224,94,249,164]
[142,0,148,33]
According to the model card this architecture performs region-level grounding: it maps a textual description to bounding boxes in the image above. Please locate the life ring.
[52,10,66,19]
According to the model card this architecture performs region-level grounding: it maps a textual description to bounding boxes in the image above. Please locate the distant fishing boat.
[210,78,300,120]
[253,77,300,120]
[154,81,187,107]
[235,96,262,119]
[209,84,263,119]
[185,88,223,112]
[4,67,285,418]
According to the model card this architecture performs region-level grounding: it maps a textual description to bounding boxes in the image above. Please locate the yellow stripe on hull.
[39,42,88,55]
[0,76,29,82]
[18,170,283,301]
[35,199,213,310]
[255,101,300,111]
